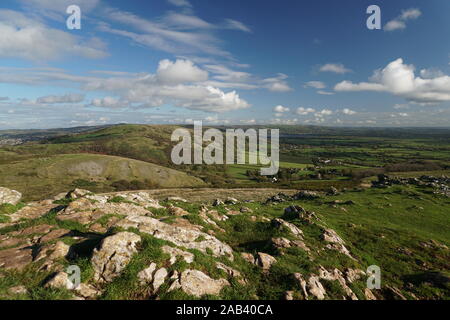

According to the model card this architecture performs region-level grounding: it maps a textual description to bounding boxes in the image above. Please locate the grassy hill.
[0,153,205,201]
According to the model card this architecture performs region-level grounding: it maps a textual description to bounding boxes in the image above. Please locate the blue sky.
[1,0,450,129]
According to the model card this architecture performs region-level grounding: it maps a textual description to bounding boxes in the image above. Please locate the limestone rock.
[116,215,233,260]
[75,283,100,298]
[0,245,33,270]
[66,188,91,199]
[45,272,74,290]
[169,269,229,297]
[162,246,194,265]
[91,232,141,282]
[137,263,157,285]
[167,205,189,216]
[166,197,188,203]
[152,268,168,292]
[271,218,303,238]
[318,266,358,300]
[0,187,22,205]
[293,273,326,300]
[255,252,277,271]
[364,288,377,300]
[8,285,27,295]
[241,252,256,265]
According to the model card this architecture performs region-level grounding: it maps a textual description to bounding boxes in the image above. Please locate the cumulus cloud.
[334,58,450,104]
[262,73,293,92]
[157,59,209,84]
[274,105,290,113]
[0,10,108,61]
[37,93,85,104]
[341,108,356,115]
[384,8,421,31]
[319,63,352,74]
[296,107,316,115]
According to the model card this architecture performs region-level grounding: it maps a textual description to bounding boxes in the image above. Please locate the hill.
[0,153,205,201]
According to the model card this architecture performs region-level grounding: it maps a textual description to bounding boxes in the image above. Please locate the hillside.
[0,154,205,201]
[0,180,448,300]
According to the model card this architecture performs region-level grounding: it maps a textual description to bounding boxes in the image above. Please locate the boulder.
[0,245,33,270]
[255,252,277,271]
[152,268,168,292]
[44,272,74,290]
[116,215,233,260]
[66,188,91,199]
[169,269,229,297]
[7,285,28,295]
[137,263,157,285]
[91,232,141,282]
[167,205,189,216]
[294,273,326,300]
[271,218,303,238]
[0,187,21,205]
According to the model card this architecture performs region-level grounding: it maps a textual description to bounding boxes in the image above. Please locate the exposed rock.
[35,241,70,270]
[8,285,27,295]
[162,245,194,265]
[0,237,27,249]
[284,205,306,215]
[327,187,339,196]
[167,205,189,216]
[212,199,224,206]
[152,268,168,292]
[271,218,303,238]
[58,199,149,225]
[321,229,345,245]
[364,288,377,300]
[116,215,233,260]
[241,252,256,265]
[318,266,358,300]
[137,263,157,285]
[75,283,100,299]
[216,262,245,284]
[293,273,326,300]
[39,229,70,243]
[291,240,311,252]
[240,207,253,213]
[271,237,292,249]
[169,269,229,297]
[9,203,58,222]
[66,188,91,199]
[44,272,74,290]
[345,268,366,283]
[284,291,294,300]
[89,223,107,233]
[166,197,188,203]
[0,245,33,270]
[0,187,22,205]
[293,191,321,200]
[91,232,141,283]
[225,197,239,205]
[255,252,277,271]
[114,192,163,208]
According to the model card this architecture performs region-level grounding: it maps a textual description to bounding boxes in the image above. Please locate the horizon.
[1,0,450,129]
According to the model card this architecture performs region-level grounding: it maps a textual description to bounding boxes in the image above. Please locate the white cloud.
[224,19,252,33]
[163,13,213,29]
[304,81,326,89]
[341,108,356,115]
[317,90,334,95]
[91,97,125,109]
[0,10,108,61]
[37,93,85,104]
[319,63,352,74]
[316,109,333,116]
[384,8,422,32]
[274,105,290,113]
[157,59,209,84]
[334,58,450,104]
[296,107,316,115]
[262,73,293,92]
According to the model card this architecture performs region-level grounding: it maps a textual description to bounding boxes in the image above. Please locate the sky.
[1,0,450,129]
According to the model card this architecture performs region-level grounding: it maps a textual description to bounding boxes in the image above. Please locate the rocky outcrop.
[293,273,326,300]
[91,232,141,282]
[0,187,22,205]
[168,269,229,297]
[255,252,277,271]
[162,245,194,265]
[271,218,303,238]
[116,215,233,260]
